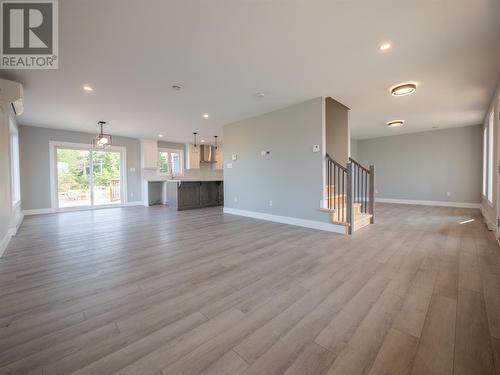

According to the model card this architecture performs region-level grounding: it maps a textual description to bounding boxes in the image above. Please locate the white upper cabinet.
[185,143,200,170]
[141,139,158,169]
[213,147,223,170]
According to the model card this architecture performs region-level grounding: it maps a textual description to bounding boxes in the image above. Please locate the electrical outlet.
[269,200,273,207]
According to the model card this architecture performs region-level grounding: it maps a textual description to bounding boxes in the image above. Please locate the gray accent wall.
[19,125,142,210]
[357,125,483,203]
[325,97,349,166]
[223,97,327,222]
[350,138,359,160]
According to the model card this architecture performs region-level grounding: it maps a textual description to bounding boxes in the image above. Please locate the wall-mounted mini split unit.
[0,78,24,116]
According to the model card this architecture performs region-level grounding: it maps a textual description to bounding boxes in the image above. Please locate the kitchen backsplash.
[182,163,223,180]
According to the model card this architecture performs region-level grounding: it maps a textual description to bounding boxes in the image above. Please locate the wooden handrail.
[326,154,347,172]
[348,157,370,173]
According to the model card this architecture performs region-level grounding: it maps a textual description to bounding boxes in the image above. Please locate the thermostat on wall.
[312,145,320,153]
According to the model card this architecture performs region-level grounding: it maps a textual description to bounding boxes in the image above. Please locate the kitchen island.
[166,180,223,210]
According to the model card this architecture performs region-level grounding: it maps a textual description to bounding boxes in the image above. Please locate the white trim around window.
[158,147,184,177]
[49,141,128,212]
[9,117,21,208]
[483,110,494,206]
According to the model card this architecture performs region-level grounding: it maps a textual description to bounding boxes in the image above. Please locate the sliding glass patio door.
[56,146,123,209]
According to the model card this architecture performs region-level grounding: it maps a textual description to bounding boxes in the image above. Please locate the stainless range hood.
[199,144,217,163]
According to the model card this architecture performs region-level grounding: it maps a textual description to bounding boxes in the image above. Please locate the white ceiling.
[3,0,500,141]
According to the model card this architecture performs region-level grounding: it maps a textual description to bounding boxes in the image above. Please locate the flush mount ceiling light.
[203,113,210,119]
[83,85,94,92]
[386,120,405,128]
[256,91,266,98]
[171,84,182,91]
[93,121,112,148]
[390,83,417,97]
[379,42,391,51]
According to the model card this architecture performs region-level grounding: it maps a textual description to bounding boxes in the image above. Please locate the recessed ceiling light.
[256,92,266,98]
[390,83,417,97]
[387,120,405,128]
[201,139,205,143]
[379,43,391,51]
[83,85,94,92]
[158,134,164,138]
[203,113,210,119]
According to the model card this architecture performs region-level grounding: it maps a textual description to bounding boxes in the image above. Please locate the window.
[483,126,488,197]
[483,110,495,204]
[488,110,494,203]
[9,118,21,207]
[159,148,183,176]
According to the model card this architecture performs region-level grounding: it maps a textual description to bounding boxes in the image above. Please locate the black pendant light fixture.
[214,135,218,150]
[193,132,198,147]
[93,121,112,148]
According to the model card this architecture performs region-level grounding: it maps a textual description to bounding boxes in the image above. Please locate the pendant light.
[214,135,218,150]
[93,121,112,148]
[193,132,198,147]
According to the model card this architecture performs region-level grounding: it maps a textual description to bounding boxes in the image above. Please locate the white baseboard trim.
[480,206,496,231]
[223,208,346,234]
[376,198,481,209]
[23,208,55,216]
[123,201,145,207]
[23,201,145,216]
[9,211,24,237]
[0,232,11,257]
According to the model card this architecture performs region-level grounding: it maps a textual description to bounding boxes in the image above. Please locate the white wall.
[358,125,483,206]
[0,103,23,256]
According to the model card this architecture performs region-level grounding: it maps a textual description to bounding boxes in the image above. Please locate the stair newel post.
[346,162,353,235]
[369,165,375,224]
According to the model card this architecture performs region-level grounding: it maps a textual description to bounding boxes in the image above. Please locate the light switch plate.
[312,145,320,153]
[130,167,136,172]
[231,154,237,161]
[227,163,233,169]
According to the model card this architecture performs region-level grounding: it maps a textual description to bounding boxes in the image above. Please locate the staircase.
[321,155,374,234]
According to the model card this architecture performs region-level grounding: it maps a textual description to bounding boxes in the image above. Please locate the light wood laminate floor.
[0,204,499,375]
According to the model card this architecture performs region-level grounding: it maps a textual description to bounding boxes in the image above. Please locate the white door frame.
[49,141,128,211]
